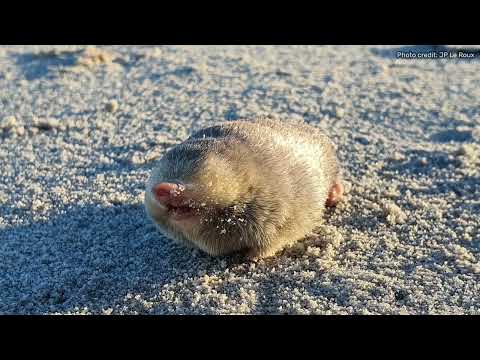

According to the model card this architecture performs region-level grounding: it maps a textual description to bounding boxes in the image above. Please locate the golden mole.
[145,116,343,259]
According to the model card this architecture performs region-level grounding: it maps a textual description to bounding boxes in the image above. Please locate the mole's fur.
[145,116,343,259]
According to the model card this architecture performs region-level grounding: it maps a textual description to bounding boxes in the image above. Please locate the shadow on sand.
[0,202,227,314]
[0,198,362,314]
[12,52,78,81]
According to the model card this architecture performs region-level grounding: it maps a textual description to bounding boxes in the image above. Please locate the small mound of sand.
[1,115,17,129]
[76,47,115,68]
[381,201,407,225]
[1,116,25,137]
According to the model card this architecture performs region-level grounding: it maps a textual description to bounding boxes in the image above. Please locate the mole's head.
[144,139,270,255]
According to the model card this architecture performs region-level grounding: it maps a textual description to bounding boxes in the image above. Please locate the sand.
[0,45,478,314]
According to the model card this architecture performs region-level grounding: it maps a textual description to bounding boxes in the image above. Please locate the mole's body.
[144,117,343,259]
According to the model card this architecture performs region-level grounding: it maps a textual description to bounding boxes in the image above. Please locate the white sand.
[0,45,478,314]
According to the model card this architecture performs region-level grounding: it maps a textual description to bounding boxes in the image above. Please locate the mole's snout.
[152,182,186,207]
[151,182,199,221]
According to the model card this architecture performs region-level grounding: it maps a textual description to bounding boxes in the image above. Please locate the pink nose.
[152,182,186,206]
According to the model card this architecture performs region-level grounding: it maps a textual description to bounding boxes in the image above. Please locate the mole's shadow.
[0,203,219,314]
[0,200,355,314]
